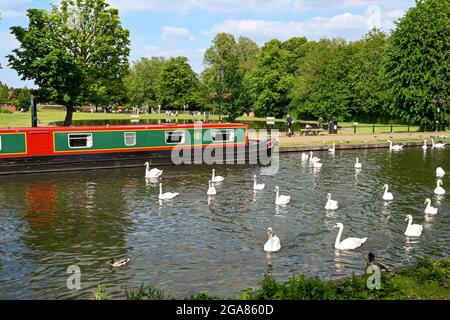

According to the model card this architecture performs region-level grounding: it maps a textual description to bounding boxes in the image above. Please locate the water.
[0,147,448,299]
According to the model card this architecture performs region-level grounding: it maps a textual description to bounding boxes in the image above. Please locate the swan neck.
[159,184,162,195]
[335,225,343,248]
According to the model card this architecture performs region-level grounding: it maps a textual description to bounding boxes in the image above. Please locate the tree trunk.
[64,104,74,126]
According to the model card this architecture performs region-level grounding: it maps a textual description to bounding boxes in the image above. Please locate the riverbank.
[94,258,449,300]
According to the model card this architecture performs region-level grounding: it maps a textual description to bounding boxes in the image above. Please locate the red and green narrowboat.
[0,123,275,175]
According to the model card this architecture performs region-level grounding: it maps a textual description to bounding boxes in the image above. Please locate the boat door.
[27,131,54,156]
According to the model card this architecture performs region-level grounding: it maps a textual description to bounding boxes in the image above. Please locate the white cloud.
[161,26,195,42]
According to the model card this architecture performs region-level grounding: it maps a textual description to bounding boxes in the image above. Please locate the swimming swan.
[309,151,320,163]
[436,167,445,178]
[207,180,216,195]
[424,198,438,215]
[431,138,446,149]
[274,186,290,205]
[404,215,423,237]
[325,193,338,211]
[328,143,335,154]
[434,179,445,195]
[211,169,225,183]
[388,140,403,151]
[253,175,265,190]
[333,223,367,250]
[382,184,394,201]
[264,227,281,252]
[422,140,427,150]
[354,158,362,169]
[158,182,179,200]
[145,162,163,178]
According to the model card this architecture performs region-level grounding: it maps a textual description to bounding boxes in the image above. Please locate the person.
[366,252,391,273]
[286,115,293,137]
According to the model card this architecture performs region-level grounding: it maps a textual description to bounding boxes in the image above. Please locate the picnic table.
[300,128,325,136]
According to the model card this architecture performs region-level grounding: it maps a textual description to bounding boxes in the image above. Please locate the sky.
[0,0,417,88]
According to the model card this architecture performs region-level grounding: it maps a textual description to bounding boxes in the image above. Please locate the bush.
[125,283,172,300]
[0,108,13,114]
[93,284,108,300]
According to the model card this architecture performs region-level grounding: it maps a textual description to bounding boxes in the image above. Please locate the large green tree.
[383,0,449,129]
[156,57,199,109]
[0,82,9,102]
[8,0,130,126]
[125,57,166,109]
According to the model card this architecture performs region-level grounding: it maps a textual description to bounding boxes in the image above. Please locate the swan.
[328,143,335,154]
[325,193,338,210]
[108,258,129,267]
[382,184,394,201]
[424,198,438,215]
[274,186,290,205]
[388,140,403,151]
[404,215,423,237]
[431,138,446,149]
[333,223,367,250]
[158,182,179,200]
[434,179,445,195]
[211,169,225,183]
[207,180,216,195]
[144,162,163,178]
[309,151,320,163]
[264,227,281,253]
[354,158,362,169]
[253,175,265,190]
[436,167,445,178]
[301,152,309,161]
[313,161,323,169]
[422,140,427,150]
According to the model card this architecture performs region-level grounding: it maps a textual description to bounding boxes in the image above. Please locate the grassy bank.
[94,258,449,300]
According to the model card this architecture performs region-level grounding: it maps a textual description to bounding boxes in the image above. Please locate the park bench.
[300,128,325,136]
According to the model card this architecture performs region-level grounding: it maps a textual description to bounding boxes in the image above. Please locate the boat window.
[211,129,235,142]
[0,136,2,151]
[124,132,136,146]
[68,133,93,148]
[165,131,185,144]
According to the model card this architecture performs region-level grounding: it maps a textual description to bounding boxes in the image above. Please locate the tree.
[14,88,32,111]
[0,82,9,102]
[8,0,130,126]
[156,57,199,109]
[125,57,166,110]
[383,0,449,129]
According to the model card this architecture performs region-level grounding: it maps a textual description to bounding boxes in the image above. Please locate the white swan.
[422,140,427,150]
[436,167,445,178]
[333,223,367,250]
[431,138,446,149]
[264,227,281,253]
[388,140,403,151]
[211,169,225,183]
[424,198,437,215]
[144,162,163,178]
[325,193,338,211]
[382,184,394,201]
[158,182,179,200]
[328,143,335,154]
[309,151,320,163]
[404,215,423,237]
[434,179,445,195]
[207,180,216,195]
[301,152,309,161]
[313,161,323,169]
[354,158,362,169]
[274,186,290,205]
[253,175,265,190]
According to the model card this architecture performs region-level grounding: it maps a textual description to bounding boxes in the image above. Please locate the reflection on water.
[0,147,448,299]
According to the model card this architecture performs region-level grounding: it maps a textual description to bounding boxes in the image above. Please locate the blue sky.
[0,0,416,88]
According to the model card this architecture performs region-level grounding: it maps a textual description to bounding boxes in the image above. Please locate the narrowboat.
[0,123,275,175]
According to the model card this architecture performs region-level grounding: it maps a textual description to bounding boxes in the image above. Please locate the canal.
[0,147,448,299]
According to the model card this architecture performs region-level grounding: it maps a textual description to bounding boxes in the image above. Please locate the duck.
[211,169,225,183]
[431,138,446,149]
[108,258,129,267]
[264,227,281,253]
[325,193,338,211]
[424,198,438,215]
[404,215,423,237]
[309,151,320,163]
[158,182,179,200]
[207,180,216,195]
[328,143,335,154]
[333,223,367,250]
[274,186,290,205]
[434,179,445,195]
[144,162,163,178]
[253,175,265,190]
[388,140,403,151]
[354,158,362,169]
[421,140,427,150]
[436,167,445,178]
[313,161,323,169]
[382,184,394,201]
[301,152,309,161]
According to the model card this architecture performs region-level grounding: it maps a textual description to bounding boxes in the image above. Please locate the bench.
[300,128,324,136]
